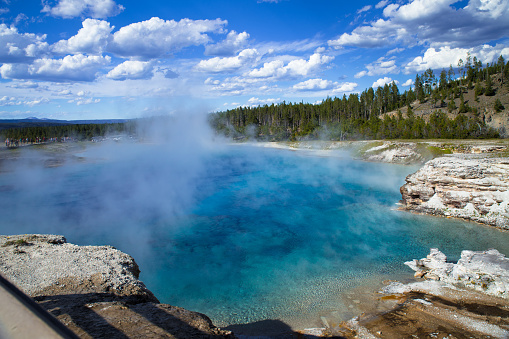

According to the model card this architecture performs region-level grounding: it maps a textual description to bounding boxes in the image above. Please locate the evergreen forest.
[209,54,509,141]
[2,122,136,144]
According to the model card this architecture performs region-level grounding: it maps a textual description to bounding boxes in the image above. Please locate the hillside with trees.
[209,54,509,141]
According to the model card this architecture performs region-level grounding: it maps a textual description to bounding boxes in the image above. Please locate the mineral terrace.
[400,155,509,228]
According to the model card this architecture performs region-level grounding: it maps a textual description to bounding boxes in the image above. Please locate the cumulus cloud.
[0,96,49,106]
[293,78,333,91]
[249,52,334,79]
[404,44,509,73]
[109,17,227,59]
[106,60,154,80]
[52,19,113,55]
[332,82,358,93]
[328,0,509,49]
[42,0,124,19]
[355,57,398,78]
[372,77,398,88]
[205,30,249,56]
[0,54,111,81]
[402,79,414,86]
[0,24,49,63]
[247,97,281,106]
[195,48,259,73]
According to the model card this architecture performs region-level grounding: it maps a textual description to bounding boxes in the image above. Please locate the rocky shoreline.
[332,248,509,338]
[3,235,509,338]
[400,155,509,229]
[0,234,234,338]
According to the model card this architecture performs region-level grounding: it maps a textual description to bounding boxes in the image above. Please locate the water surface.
[1,143,509,330]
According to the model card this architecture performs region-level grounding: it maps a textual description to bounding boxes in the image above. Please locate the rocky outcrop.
[400,155,509,228]
[405,248,509,298]
[0,234,234,338]
[361,142,425,164]
[332,249,509,338]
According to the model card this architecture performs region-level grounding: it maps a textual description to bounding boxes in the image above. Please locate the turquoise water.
[2,143,509,330]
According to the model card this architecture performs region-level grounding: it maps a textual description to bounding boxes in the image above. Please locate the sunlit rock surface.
[0,234,233,338]
[361,142,425,164]
[405,248,509,298]
[400,156,509,228]
[333,249,509,338]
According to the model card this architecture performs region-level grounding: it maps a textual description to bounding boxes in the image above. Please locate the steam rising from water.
[2,115,509,331]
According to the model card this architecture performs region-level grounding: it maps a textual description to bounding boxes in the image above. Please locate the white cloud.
[42,0,124,19]
[0,24,49,63]
[196,48,259,73]
[292,79,358,94]
[7,81,39,89]
[293,78,333,91]
[52,19,113,55]
[372,77,397,88]
[404,44,509,73]
[205,75,278,96]
[109,17,227,59]
[75,98,100,105]
[248,60,285,78]
[375,0,389,9]
[205,30,249,56]
[247,97,281,106]
[0,95,49,107]
[328,0,509,49]
[402,79,414,86]
[249,52,334,79]
[332,82,358,93]
[387,47,405,55]
[357,5,372,13]
[382,3,400,17]
[107,60,154,80]
[355,57,398,78]
[328,30,388,49]
[0,54,111,81]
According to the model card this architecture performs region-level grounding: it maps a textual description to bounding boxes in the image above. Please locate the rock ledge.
[0,234,234,338]
[400,156,509,228]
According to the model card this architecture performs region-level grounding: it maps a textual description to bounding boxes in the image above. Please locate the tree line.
[2,122,137,143]
[209,54,508,141]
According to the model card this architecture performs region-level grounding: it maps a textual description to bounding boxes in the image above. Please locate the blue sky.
[0,0,508,120]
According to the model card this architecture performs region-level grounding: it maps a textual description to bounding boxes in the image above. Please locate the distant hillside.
[382,72,509,137]
[0,118,130,132]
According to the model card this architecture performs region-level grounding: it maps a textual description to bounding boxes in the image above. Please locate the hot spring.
[2,141,509,331]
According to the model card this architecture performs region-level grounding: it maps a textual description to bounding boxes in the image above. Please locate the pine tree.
[494,99,505,112]
[485,73,495,96]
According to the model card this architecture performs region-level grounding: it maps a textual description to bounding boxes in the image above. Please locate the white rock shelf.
[400,156,509,228]
[404,248,509,298]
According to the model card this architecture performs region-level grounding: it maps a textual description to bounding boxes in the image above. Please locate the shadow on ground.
[35,292,234,338]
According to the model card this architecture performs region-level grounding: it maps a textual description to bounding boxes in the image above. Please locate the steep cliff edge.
[400,155,509,228]
[0,234,234,338]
